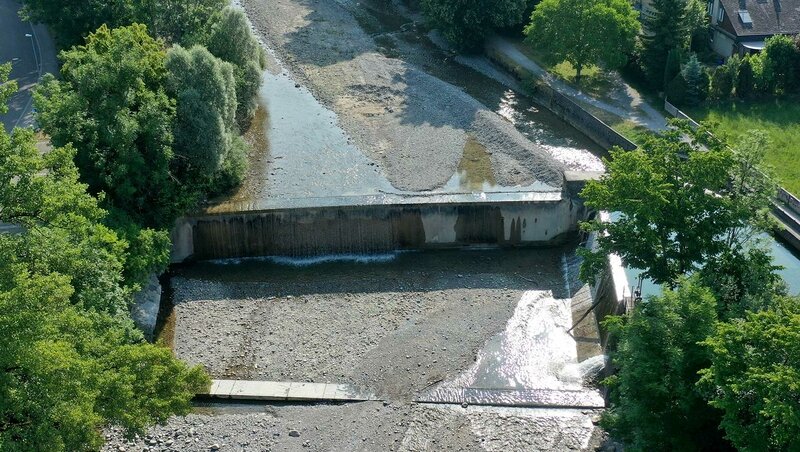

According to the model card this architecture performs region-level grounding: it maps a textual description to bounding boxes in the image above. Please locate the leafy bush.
[736,55,755,98]
[762,34,800,95]
[202,7,267,124]
[708,64,734,101]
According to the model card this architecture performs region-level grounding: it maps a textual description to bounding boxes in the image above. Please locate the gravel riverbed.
[239,0,568,192]
[102,402,609,452]
[169,248,576,400]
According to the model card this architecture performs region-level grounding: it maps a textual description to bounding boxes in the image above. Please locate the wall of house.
[712,29,736,57]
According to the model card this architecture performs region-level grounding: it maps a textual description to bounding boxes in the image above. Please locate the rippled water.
[420,288,605,408]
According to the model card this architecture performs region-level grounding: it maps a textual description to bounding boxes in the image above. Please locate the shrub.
[736,55,755,98]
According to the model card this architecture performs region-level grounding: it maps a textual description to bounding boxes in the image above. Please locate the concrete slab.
[203,380,375,402]
[207,380,235,398]
[287,382,327,400]
[230,380,290,400]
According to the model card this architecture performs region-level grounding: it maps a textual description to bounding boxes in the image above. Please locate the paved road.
[0,0,58,133]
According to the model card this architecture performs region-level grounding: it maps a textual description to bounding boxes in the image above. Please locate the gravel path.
[486,37,668,132]
[239,0,566,192]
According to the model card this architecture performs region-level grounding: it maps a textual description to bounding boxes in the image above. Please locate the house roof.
[719,0,800,37]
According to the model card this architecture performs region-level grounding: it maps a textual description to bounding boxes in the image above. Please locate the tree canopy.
[34,24,179,228]
[524,0,639,82]
[641,0,691,87]
[21,0,226,47]
[166,45,237,176]
[699,297,800,451]
[420,0,528,51]
[201,7,267,124]
[579,125,774,286]
[602,278,729,451]
[0,123,209,451]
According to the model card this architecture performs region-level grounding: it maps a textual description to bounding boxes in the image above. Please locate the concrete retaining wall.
[484,49,636,152]
[778,188,800,216]
[531,83,637,152]
[172,198,585,262]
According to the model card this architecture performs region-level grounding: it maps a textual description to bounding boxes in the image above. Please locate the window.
[708,0,714,15]
[717,5,725,22]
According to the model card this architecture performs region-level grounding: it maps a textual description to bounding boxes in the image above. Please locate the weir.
[171,173,598,262]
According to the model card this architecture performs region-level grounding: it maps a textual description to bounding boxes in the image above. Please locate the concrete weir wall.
[171,195,585,262]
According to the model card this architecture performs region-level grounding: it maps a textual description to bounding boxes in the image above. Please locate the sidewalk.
[486,36,668,133]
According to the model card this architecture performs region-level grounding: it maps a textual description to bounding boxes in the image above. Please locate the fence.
[663,99,701,130]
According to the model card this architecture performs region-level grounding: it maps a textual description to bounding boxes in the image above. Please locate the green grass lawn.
[685,98,800,195]
[514,43,616,98]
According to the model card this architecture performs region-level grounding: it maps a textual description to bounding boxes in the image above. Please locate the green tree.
[166,45,237,176]
[133,0,226,44]
[762,34,800,95]
[0,64,15,111]
[641,0,691,88]
[34,24,180,228]
[420,0,528,51]
[202,7,267,124]
[524,0,640,83]
[736,55,755,98]
[699,297,800,451]
[602,278,729,451]
[685,0,709,51]
[0,120,209,451]
[580,125,773,286]
[663,47,683,91]
[21,0,224,47]
[682,54,708,105]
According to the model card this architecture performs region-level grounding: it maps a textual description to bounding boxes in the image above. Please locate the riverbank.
[103,247,612,451]
[236,0,602,194]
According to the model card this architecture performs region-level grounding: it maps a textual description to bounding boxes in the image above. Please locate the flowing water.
[621,233,800,299]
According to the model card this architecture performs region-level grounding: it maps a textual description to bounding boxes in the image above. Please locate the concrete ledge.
[415,387,605,409]
[202,380,377,402]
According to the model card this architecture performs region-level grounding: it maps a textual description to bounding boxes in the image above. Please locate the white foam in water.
[444,290,581,390]
[210,253,401,266]
[420,290,606,407]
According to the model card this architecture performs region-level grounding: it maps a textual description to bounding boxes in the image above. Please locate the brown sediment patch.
[455,136,496,191]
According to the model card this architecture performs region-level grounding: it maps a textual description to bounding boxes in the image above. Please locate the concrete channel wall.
[484,49,636,152]
[530,83,637,152]
[172,196,586,262]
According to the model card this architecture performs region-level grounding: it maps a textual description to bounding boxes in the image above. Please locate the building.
[708,0,800,57]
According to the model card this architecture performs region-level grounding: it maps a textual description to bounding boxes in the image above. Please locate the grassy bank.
[685,98,800,195]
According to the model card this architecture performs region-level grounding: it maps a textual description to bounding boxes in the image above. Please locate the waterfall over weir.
[171,189,592,262]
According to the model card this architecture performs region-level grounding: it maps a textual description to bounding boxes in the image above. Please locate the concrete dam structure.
[171,176,595,262]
